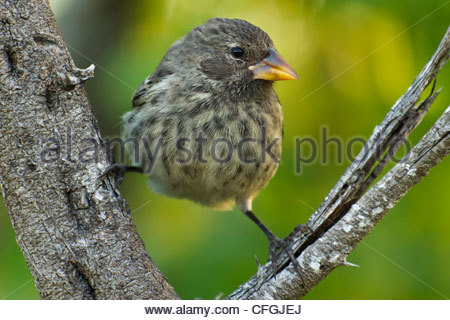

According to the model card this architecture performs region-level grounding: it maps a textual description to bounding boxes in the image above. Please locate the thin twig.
[228,25,450,300]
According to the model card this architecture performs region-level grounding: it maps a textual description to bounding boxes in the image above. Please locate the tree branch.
[228,26,450,299]
[0,0,178,299]
[229,105,450,299]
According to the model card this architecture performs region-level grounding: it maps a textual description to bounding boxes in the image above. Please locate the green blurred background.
[1,0,449,299]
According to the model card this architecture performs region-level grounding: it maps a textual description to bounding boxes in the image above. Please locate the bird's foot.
[98,163,127,185]
[98,164,142,185]
[243,210,307,286]
[267,233,306,286]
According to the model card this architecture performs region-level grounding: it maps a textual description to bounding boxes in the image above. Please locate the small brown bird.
[113,18,300,277]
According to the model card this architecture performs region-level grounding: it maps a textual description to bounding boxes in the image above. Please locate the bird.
[106,17,302,279]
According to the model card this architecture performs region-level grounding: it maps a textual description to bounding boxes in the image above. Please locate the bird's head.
[161,18,298,98]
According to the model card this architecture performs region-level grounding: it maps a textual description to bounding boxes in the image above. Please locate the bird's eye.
[231,47,245,58]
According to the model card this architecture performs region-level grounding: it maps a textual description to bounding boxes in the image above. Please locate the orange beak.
[249,48,299,81]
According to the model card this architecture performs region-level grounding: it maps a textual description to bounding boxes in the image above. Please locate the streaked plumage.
[120,17,301,278]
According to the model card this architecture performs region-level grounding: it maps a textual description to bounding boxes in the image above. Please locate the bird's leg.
[244,210,305,285]
[98,163,143,184]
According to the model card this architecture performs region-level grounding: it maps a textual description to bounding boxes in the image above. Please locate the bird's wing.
[131,78,154,109]
[131,63,174,109]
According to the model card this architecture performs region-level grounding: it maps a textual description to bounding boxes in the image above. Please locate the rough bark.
[0,0,178,299]
[0,0,448,300]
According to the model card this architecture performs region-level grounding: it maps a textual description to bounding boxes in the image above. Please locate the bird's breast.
[122,88,283,208]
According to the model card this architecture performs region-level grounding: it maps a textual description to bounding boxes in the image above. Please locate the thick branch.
[229,26,450,299]
[0,0,178,299]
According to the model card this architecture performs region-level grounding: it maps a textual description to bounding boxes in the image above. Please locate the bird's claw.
[98,163,127,184]
[268,234,306,287]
